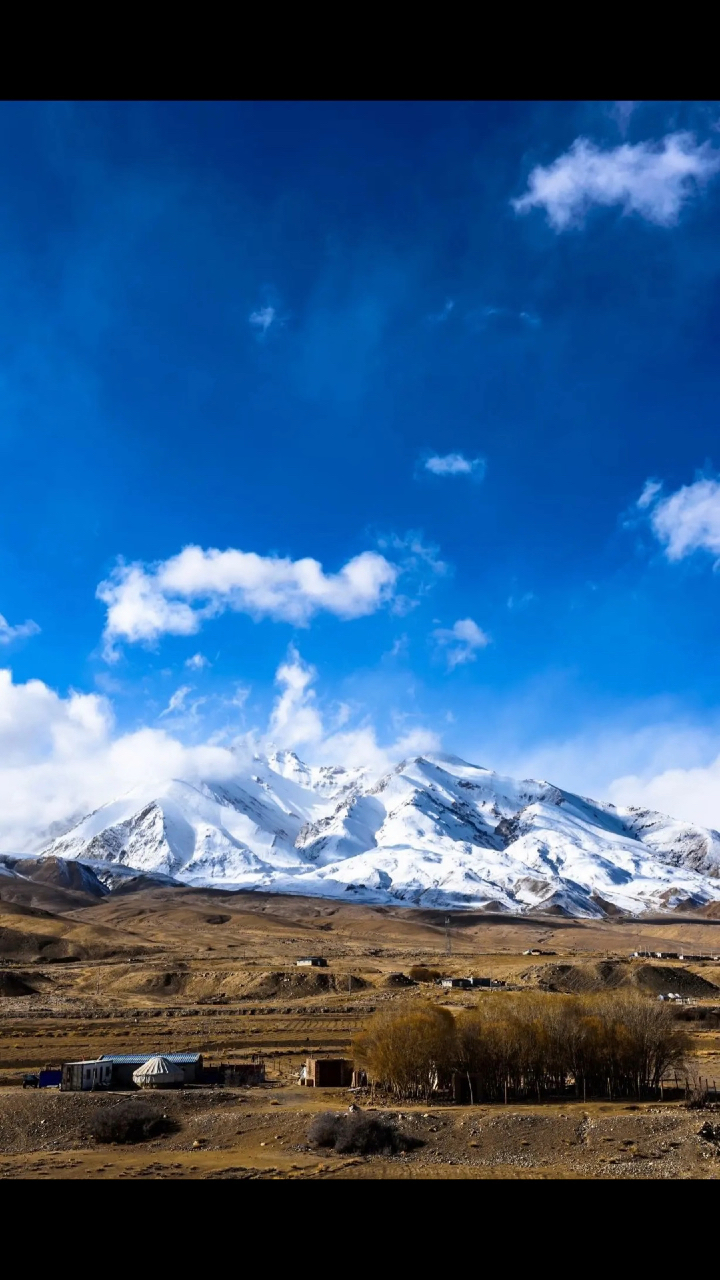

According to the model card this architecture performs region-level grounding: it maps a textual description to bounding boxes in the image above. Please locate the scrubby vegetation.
[307,1110,421,1155]
[353,993,692,1102]
[409,966,442,983]
[88,1102,176,1144]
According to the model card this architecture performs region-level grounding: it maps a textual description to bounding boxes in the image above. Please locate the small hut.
[132,1055,185,1089]
[300,1057,353,1087]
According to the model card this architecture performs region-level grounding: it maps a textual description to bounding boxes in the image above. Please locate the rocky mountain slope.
[27,750,720,918]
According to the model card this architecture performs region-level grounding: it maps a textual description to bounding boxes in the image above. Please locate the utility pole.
[445,916,451,957]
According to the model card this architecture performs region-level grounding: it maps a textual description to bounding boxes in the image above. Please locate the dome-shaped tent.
[132,1054,185,1089]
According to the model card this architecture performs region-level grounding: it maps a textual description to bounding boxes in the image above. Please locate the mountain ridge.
[29,749,720,919]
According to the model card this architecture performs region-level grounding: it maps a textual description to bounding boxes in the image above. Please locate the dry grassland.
[3,880,720,1178]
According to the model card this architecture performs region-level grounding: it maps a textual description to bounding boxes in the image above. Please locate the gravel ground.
[1,1087,719,1178]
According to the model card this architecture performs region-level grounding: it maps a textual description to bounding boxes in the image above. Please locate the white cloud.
[0,651,445,852]
[637,478,663,509]
[433,617,491,669]
[0,667,243,851]
[512,132,720,230]
[320,723,441,774]
[97,544,399,659]
[185,652,210,670]
[424,453,486,478]
[608,756,720,829]
[648,477,720,562]
[159,685,192,718]
[268,646,324,749]
[266,645,441,772]
[249,305,276,334]
[0,614,40,645]
[492,708,720,829]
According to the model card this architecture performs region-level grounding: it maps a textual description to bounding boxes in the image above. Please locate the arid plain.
[3,863,720,1179]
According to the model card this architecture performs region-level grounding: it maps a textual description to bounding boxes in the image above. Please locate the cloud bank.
[0,655,441,851]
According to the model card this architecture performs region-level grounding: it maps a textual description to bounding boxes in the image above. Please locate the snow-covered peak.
[35,749,720,918]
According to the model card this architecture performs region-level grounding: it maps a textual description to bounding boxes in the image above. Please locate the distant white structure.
[132,1055,185,1089]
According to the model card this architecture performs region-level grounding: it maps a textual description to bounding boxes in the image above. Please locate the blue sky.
[3,99,720,845]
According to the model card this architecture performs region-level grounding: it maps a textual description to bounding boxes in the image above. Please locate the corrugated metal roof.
[99,1052,202,1064]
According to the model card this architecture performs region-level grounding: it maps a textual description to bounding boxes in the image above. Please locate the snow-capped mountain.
[36,750,720,917]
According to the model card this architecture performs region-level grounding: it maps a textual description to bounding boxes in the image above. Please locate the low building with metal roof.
[98,1052,202,1086]
[61,1059,114,1092]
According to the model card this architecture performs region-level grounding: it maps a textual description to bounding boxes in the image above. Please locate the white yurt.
[132,1055,185,1089]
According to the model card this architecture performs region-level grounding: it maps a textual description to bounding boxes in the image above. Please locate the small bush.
[89,1102,176,1145]
[409,966,442,983]
[307,1110,422,1155]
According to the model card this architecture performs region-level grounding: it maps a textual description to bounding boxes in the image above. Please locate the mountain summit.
[38,751,720,918]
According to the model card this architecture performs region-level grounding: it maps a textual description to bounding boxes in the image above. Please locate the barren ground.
[3,881,720,1179]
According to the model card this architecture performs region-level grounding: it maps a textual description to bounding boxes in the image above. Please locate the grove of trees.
[352,992,692,1102]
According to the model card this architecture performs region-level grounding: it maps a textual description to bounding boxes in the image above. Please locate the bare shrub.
[307,1111,421,1155]
[306,1111,343,1148]
[409,966,442,983]
[89,1102,176,1144]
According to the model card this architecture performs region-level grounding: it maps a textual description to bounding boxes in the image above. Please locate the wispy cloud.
[477,306,541,329]
[387,634,409,659]
[609,101,639,135]
[433,617,490,669]
[637,478,663,510]
[0,614,40,645]
[507,592,535,611]
[185,652,210,670]
[248,305,276,335]
[229,684,250,710]
[159,684,192,717]
[512,132,720,230]
[423,453,486,480]
[378,532,447,577]
[428,299,455,324]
